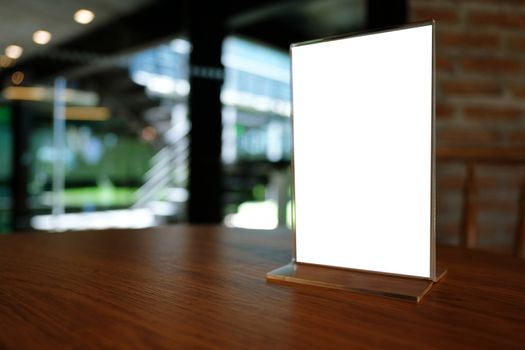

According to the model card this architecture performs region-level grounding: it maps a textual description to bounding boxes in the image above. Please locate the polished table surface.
[1,225,524,349]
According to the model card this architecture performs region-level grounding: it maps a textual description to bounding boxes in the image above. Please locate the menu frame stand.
[267,20,446,303]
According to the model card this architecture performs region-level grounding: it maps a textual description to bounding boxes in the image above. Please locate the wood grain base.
[267,262,447,303]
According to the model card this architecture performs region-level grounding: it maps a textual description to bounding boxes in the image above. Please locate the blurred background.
[0,0,524,257]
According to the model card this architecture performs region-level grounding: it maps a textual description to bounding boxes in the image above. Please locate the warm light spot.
[5,45,23,59]
[65,107,110,121]
[74,9,95,24]
[33,30,52,45]
[2,86,99,105]
[11,71,24,85]
[0,55,13,67]
[141,126,157,141]
[3,86,49,101]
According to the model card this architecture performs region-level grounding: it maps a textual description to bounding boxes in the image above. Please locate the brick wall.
[410,0,525,253]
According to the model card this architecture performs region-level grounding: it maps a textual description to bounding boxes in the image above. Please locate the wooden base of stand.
[267,263,447,302]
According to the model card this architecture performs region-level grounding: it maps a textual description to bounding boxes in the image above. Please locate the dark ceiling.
[0,0,406,135]
[0,0,407,84]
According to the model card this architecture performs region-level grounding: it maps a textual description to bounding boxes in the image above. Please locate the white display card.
[291,22,435,279]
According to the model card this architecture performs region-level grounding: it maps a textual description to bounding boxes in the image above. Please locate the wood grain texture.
[517,176,525,258]
[1,225,525,349]
[437,146,525,163]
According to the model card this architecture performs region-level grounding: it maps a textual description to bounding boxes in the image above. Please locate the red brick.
[476,222,515,250]
[437,176,465,189]
[412,8,459,22]
[474,176,498,188]
[476,164,525,183]
[439,32,500,49]
[437,195,461,211]
[509,131,525,144]
[475,242,513,254]
[510,85,525,99]
[464,105,523,120]
[441,80,501,96]
[476,199,519,211]
[438,128,501,145]
[460,0,525,4]
[461,57,521,74]
[508,36,525,51]
[476,174,523,191]
[436,56,454,72]
[436,103,454,118]
[436,222,461,240]
[469,11,525,29]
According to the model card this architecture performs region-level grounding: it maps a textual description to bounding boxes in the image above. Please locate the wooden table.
[1,225,524,349]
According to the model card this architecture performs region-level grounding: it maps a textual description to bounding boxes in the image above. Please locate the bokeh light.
[33,30,52,45]
[74,9,95,24]
[5,45,23,59]
[11,71,24,85]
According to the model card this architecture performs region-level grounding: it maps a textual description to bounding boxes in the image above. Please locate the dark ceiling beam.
[227,0,371,50]
[227,0,303,29]
[367,0,407,28]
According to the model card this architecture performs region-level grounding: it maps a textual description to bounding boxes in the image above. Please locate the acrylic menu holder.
[267,21,446,303]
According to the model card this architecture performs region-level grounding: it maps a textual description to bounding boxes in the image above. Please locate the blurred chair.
[437,147,525,258]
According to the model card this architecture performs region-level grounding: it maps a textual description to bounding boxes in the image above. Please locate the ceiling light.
[170,38,191,54]
[5,45,23,59]
[74,9,95,24]
[33,30,52,45]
